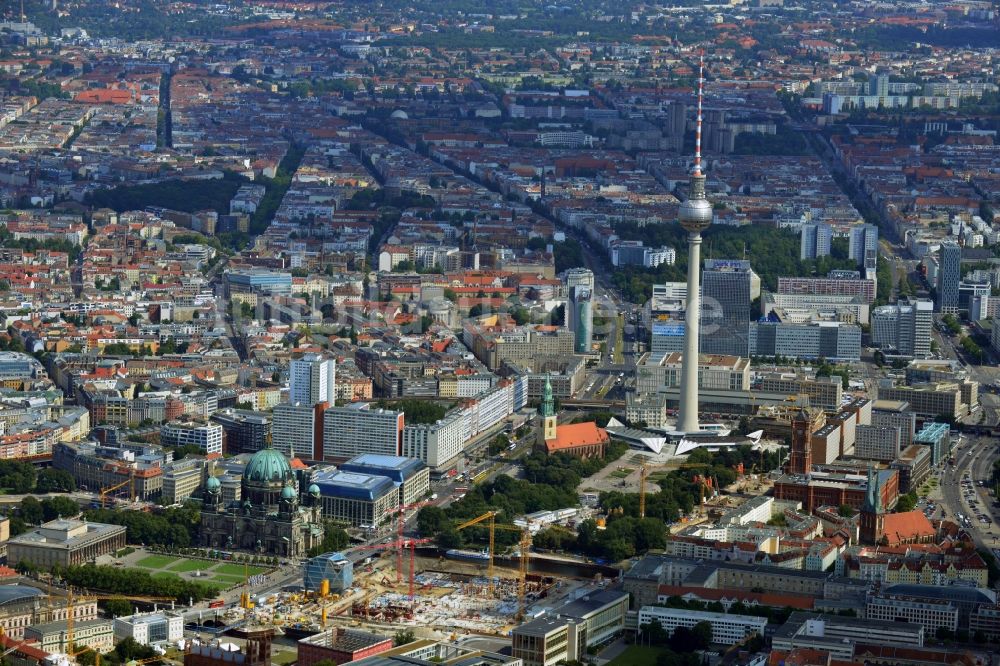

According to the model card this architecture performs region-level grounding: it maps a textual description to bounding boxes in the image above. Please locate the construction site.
[180,506,586,645]
[210,549,563,642]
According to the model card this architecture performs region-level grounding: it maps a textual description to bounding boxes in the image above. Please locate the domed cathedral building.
[200,446,324,557]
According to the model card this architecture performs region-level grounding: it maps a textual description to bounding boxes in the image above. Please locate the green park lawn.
[607,646,671,666]
[169,559,212,573]
[135,554,272,588]
[214,563,268,577]
[137,555,179,569]
[151,571,180,581]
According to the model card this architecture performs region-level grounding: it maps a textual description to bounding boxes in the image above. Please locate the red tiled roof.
[882,511,936,546]
[657,584,815,610]
[544,422,609,453]
[75,89,132,104]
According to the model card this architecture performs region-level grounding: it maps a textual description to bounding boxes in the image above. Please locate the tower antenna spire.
[675,49,713,436]
[693,50,704,178]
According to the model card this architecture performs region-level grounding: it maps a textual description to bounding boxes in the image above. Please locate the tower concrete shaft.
[675,52,711,435]
[678,231,702,433]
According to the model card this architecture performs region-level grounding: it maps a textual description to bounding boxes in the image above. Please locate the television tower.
[676,53,712,434]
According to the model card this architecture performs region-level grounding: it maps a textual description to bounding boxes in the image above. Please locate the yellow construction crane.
[99,472,135,507]
[455,511,499,592]
[494,523,532,620]
[454,511,533,617]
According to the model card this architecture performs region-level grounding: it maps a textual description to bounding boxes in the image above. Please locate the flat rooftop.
[8,519,125,551]
[312,469,397,500]
[301,628,389,651]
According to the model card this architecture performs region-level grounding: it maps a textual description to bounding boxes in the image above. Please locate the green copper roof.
[541,376,555,418]
[244,448,293,485]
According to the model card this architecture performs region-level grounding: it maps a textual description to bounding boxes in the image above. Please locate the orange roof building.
[880,511,936,546]
[544,421,609,459]
[538,376,608,459]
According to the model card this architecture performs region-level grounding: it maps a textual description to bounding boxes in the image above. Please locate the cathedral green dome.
[244,448,293,485]
[308,483,320,498]
[206,476,221,493]
[281,484,297,501]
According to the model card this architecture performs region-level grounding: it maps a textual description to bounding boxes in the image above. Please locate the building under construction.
[185,629,273,666]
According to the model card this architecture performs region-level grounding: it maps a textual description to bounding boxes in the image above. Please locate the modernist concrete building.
[161,458,204,505]
[512,590,628,666]
[636,352,750,395]
[890,444,933,494]
[338,454,428,507]
[872,400,916,449]
[290,353,337,406]
[211,409,271,454]
[854,424,902,462]
[401,411,466,468]
[871,297,933,359]
[865,597,958,636]
[322,403,403,461]
[772,612,923,660]
[113,611,184,645]
[272,402,322,461]
[637,606,766,645]
[160,421,223,456]
[310,468,399,528]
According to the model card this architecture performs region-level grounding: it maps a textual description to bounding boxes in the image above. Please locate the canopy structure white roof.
[605,417,669,454]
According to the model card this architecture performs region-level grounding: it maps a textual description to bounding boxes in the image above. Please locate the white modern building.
[113,611,184,646]
[800,223,832,260]
[402,411,467,468]
[290,353,336,405]
[323,403,403,461]
[272,402,318,459]
[637,606,766,645]
[159,422,223,456]
[871,298,933,359]
[636,352,751,395]
[772,612,924,660]
[854,424,902,462]
[865,597,958,635]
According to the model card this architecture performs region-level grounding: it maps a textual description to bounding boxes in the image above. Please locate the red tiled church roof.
[544,422,609,453]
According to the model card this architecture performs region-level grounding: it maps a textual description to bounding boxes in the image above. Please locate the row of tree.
[9,495,80,537]
[37,563,219,604]
[0,460,75,495]
[82,503,202,548]
[306,522,351,558]
[84,173,245,216]
[375,399,449,425]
